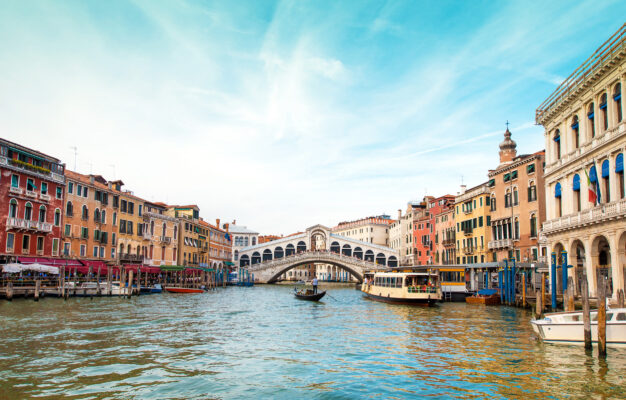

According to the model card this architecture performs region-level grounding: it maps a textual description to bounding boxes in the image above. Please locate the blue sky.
[1,1,625,234]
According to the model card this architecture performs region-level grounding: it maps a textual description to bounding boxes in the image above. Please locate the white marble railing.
[249,250,387,272]
[543,198,626,233]
[487,239,513,249]
[6,217,53,233]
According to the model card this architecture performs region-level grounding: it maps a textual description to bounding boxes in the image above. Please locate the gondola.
[294,288,326,301]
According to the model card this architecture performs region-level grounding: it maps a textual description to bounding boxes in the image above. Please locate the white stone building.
[332,215,393,246]
[228,222,259,264]
[536,24,625,299]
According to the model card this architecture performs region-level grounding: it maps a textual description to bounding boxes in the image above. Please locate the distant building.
[228,222,259,264]
[390,202,425,265]
[143,201,179,266]
[167,205,207,267]
[332,215,393,247]
[259,235,281,244]
[206,219,232,269]
[0,138,65,261]
[536,23,625,298]
[454,183,492,264]
[421,195,455,265]
[487,128,546,263]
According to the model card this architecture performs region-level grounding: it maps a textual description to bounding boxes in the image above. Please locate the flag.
[225,233,231,241]
[584,164,601,205]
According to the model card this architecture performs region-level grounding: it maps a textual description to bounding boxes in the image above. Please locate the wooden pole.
[6,281,13,301]
[522,274,526,308]
[34,279,40,301]
[597,275,607,358]
[535,288,542,319]
[541,272,546,313]
[567,276,575,311]
[618,289,625,308]
[581,275,592,350]
[107,267,112,296]
[60,266,65,299]
[128,270,134,298]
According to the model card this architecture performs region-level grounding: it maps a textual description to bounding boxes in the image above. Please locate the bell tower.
[499,122,517,165]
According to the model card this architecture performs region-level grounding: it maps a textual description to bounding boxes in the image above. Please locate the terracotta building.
[487,128,546,263]
[427,195,456,265]
[167,205,206,267]
[1,138,65,261]
[143,201,179,266]
[207,219,233,269]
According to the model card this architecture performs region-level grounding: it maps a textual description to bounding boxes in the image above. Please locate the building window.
[6,233,14,253]
[100,247,105,258]
[24,202,33,220]
[573,174,581,212]
[37,236,44,253]
[94,208,101,223]
[64,224,71,236]
[9,199,18,218]
[77,184,82,197]
[504,189,511,208]
[571,115,579,148]
[80,244,86,257]
[113,212,117,226]
[38,205,46,223]
[41,182,48,195]
[63,242,70,256]
[615,83,622,123]
[54,209,61,226]
[83,187,88,198]
[553,130,561,159]
[528,182,537,202]
[66,201,73,217]
[513,187,518,206]
[68,182,74,194]
[82,205,88,220]
[555,182,562,217]
[602,159,610,203]
[11,174,19,188]
[56,186,62,199]
[22,235,30,253]
[600,93,608,131]
[617,153,624,199]
[81,227,89,239]
[588,102,595,138]
[101,210,106,224]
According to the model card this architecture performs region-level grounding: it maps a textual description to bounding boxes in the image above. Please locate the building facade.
[389,202,424,265]
[455,183,492,264]
[143,201,179,266]
[228,222,259,264]
[487,129,546,264]
[332,215,393,246]
[536,24,626,298]
[206,219,233,269]
[1,138,65,261]
[428,195,456,265]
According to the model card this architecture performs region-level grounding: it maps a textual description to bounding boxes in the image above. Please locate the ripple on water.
[1,286,626,399]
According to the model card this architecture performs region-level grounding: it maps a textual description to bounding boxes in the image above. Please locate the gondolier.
[312,277,318,294]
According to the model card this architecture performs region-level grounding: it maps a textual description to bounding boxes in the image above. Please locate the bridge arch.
[252,252,261,264]
[342,244,352,256]
[274,246,284,259]
[297,241,307,253]
[388,255,398,267]
[267,260,364,284]
[365,250,374,262]
[353,247,363,259]
[376,253,386,265]
[240,254,250,267]
[330,241,340,253]
[263,249,273,261]
[285,244,295,256]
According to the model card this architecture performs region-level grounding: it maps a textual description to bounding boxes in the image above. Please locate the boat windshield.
[405,275,429,286]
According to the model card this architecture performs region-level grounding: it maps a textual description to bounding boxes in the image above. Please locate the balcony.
[542,198,626,235]
[119,253,143,263]
[25,190,37,198]
[142,231,152,240]
[488,239,513,249]
[442,238,456,247]
[39,193,51,202]
[0,156,64,184]
[6,217,53,233]
[463,229,473,236]
[9,186,23,195]
[463,246,475,255]
[159,236,172,244]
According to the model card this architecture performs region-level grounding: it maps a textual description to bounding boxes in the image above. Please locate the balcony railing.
[143,231,152,240]
[119,253,143,262]
[442,238,456,247]
[6,217,53,233]
[488,239,513,249]
[39,193,51,201]
[9,186,23,195]
[25,190,37,198]
[543,198,626,234]
[0,156,64,184]
[160,236,172,244]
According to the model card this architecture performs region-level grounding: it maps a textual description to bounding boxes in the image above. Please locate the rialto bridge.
[238,225,399,283]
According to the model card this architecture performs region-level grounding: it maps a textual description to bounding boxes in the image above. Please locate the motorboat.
[164,286,204,294]
[531,308,626,346]
[361,268,441,306]
[140,284,163,294]
[466,289,501,305]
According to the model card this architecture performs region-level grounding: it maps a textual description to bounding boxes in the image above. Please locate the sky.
[1,1,625,234]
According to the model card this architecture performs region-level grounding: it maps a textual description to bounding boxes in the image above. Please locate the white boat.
[531,308,626,346]
[361,268,441,306]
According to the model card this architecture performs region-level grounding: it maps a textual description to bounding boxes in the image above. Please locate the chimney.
[89,175,95,184]
[233,219,236,225]
[224,223,229,231]
[216,218,221,228]
[398,209,402,220]
[108,182,112,189]
[460,184,467,194]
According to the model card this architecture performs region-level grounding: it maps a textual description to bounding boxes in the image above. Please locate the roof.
[228,225,259,234]
[0,137,62,163]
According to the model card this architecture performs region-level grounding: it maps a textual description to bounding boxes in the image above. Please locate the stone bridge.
[238,224,398,283]
[249,250,386,283]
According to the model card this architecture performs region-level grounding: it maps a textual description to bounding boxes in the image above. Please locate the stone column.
[610,233,624,300]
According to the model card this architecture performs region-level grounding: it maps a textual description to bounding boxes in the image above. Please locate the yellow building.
[113,184,146,264]
[143,201,179,266]
[454,183,492,264]
[166,205,208,267]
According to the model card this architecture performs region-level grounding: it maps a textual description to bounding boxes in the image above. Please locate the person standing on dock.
[312,276,318,294]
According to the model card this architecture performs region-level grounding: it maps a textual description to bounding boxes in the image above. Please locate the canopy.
[2,263,59,274]
[17,257,82,266]
[224,261,235,266]
[477,289,498,296]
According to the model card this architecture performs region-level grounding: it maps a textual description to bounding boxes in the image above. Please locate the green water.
[1,286,625,399]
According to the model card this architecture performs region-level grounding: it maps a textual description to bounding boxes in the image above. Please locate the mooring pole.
[581,274,592,350]
[551,252,557,310]
[597,275,607,358]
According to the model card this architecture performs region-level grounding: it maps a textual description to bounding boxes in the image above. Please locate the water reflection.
[1,286,625,399]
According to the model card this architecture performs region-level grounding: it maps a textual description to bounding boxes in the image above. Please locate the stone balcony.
[9,186,23,195]
[0,155,65,184]
[542,198,626,235]
[488,238,513,250]
[39,193,51,202]
[6,217,53,233]
[159,236,172,244]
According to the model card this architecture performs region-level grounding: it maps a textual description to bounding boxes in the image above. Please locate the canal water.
[1,286,625,399]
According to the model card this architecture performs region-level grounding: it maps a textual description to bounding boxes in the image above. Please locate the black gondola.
[294,288,326,301]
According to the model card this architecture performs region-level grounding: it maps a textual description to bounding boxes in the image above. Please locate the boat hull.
[466,294,500,305]
[362,291,438,306]
[164,287,204,294]
[294,291,326,301]
[531,309,626,347]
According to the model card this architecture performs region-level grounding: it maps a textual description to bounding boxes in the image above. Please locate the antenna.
[69,146,77,170]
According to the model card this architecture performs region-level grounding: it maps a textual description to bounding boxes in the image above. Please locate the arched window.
[600,93,608,130]
[94,208,100,223]
[9,199,18,218]
[617,153,624,199]
[513,187,519,206]
[504,188,511,208]
[554,129,561,159]
[528,180,537,202]
[150,220,154,235]
[588,102,595,138]
[602,159,610,203]
[514,217,519,240]
[54,209,61,226]
[571,115,579,148]
[555,182,562,217]
[39,205,46,223]
[530,214,537,238]
[82,205,88,220]
[252,237,256,246]
[490,194,496,211]
[572,174,581,212]
[66,201,73,217]
[24,202,33,220]
[614,83,622,123]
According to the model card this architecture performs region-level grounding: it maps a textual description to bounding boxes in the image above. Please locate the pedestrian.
[312,276,318,294]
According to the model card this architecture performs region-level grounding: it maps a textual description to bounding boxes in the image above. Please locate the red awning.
[18,257,83,266]
[122,264,161,274]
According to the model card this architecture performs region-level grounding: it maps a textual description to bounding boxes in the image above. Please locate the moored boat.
[361,268,441,306]
[466,289,500,305]
[164,287,204,294]
[140,284,163,294]
[531,308,626,346]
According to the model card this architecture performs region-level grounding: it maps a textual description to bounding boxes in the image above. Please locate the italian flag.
[584,168,599,205]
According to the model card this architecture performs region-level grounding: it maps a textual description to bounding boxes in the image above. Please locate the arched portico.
[330,242,340,253]
[364,250,374,262]
[286,244,295,256]
[342,244,352,256]
[274,246,284,259]
[240,254,250,267]
[263,249,273,262]
[353,247,363,259]
[252,252,261,265]
[297,241,306,253]
[591,234,612,296]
